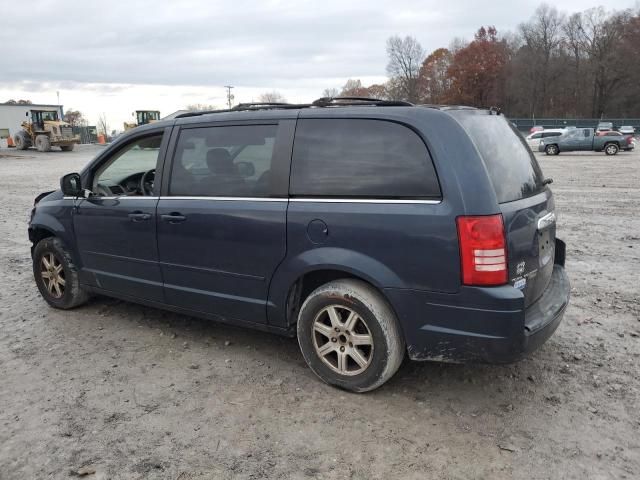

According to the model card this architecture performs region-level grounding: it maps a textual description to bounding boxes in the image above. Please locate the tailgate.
[501,190,556,307]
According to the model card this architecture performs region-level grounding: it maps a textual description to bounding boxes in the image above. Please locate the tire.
[13,131,31,150]
[35,134,51,152]
[60,144,75,152]
[297,279,405,393]
[33,237,89,309]
[604,143,619,156]
[545,144,559,155]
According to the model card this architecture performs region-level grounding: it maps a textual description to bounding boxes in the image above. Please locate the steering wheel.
[139,169,155,196]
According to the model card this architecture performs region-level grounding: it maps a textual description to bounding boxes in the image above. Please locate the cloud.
[1,0,634,126]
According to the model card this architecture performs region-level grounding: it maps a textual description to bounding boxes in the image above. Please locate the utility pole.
[224,85,234,109]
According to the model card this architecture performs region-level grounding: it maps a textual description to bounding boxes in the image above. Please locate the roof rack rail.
[312,96,414,107]
[173,96,414,119]
[231,102,312,111]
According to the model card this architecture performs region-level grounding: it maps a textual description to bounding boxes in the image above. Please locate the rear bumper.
[386,249,570,364]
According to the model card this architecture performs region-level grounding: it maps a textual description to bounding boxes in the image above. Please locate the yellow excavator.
[14,110,80,152]
[123,110,161,131]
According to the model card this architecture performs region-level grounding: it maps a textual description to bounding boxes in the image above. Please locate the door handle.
[161,212,187,223]
[128,211,152,222]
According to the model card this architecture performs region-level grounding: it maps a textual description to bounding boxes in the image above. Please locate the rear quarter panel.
[267,108,501,328]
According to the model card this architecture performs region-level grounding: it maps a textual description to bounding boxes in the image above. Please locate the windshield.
[453,112,546,203]
[39,111,59,121]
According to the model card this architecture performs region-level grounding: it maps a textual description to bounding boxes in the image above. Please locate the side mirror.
[236,161,255,178]
[60,173,82,197]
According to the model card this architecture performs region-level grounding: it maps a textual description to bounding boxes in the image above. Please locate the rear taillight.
[456,215,508,286]
[627,136,633,145]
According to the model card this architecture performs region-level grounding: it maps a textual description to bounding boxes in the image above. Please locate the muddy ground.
[0,145,638,480]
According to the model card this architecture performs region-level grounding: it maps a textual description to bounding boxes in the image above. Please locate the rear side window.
[290,119,440,198]
[169,124,277,197]
[542,132,561,138]
[454,113,545,203]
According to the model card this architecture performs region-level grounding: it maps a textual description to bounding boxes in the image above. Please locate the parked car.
[28,99,570,392]
[540,127,632,155]
[618,126,635,135]
[596,121,613,132]
[525,129,565,150]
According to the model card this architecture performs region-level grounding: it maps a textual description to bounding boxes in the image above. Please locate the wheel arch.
[268,248,404,330]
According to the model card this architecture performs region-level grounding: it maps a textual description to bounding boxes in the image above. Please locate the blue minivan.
[29,98,570,392]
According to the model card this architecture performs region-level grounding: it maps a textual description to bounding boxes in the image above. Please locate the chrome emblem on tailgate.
[537,212,556,230]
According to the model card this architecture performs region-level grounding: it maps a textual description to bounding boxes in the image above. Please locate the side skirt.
[84,285,295,337]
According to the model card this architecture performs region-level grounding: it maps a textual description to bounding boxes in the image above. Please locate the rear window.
[542,132,561,138]
[290,119,440,198]
[454,113,545,203]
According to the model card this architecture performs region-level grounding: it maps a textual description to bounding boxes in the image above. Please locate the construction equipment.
[13,110,80,152]
[123,110,161,131]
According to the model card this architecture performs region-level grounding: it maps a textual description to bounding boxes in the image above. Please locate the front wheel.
[14,131,31,150]
[297,279,405,392]
[35,134,51,152]
[604,143,619,156]
[545,144,559,155]
[33,237,89,309]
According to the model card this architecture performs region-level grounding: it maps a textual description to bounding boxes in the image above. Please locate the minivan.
[29,97,570,392]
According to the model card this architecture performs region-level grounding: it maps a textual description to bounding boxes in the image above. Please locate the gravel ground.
[0,145,638,480]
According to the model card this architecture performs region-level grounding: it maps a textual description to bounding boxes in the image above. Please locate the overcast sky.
[1,0,637,128]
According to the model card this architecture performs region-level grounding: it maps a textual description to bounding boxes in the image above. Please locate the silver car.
[525,129,565,150]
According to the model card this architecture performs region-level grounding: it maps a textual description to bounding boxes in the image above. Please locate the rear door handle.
[128,211,152,222]
[161,213,187,223]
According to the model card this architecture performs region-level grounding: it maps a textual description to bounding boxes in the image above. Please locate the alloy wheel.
[312,305,374,376]
[40,252,65,298]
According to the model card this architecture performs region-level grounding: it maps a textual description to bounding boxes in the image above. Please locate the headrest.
[206,148,234,174]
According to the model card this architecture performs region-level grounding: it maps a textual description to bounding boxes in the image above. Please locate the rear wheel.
[60,144,75,152]
[33,237,89,309]
[545,144,559,155]
[35,134,51,152]
[13,131,31,150]
[297,279,405,392]
[604,143,619,156]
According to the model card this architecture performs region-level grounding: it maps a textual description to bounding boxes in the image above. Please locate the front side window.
[93,134,163,196]
[169,124,278,197]
[290,119,440,198]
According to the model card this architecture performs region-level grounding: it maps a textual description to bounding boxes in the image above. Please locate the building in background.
[0,103,64,148]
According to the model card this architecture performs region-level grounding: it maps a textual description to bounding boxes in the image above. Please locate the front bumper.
[386,242,570,364]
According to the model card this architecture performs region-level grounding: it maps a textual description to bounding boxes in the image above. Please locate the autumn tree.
[339,79,370,97]
[446,26,510,107]
[386,35,425,102]
[3,99,32,105]
[417,48,452,104]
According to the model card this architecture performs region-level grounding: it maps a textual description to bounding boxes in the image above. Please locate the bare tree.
[518,4,566,116]
[97,113,109,140]
[386,35,425,102]
[258,91,287,103]
[186,103,218,111]
[321,87,340,98]
[577,8,627,117]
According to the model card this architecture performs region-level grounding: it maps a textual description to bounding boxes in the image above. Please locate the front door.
[73,130,168,302]
[156,121,292,324]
